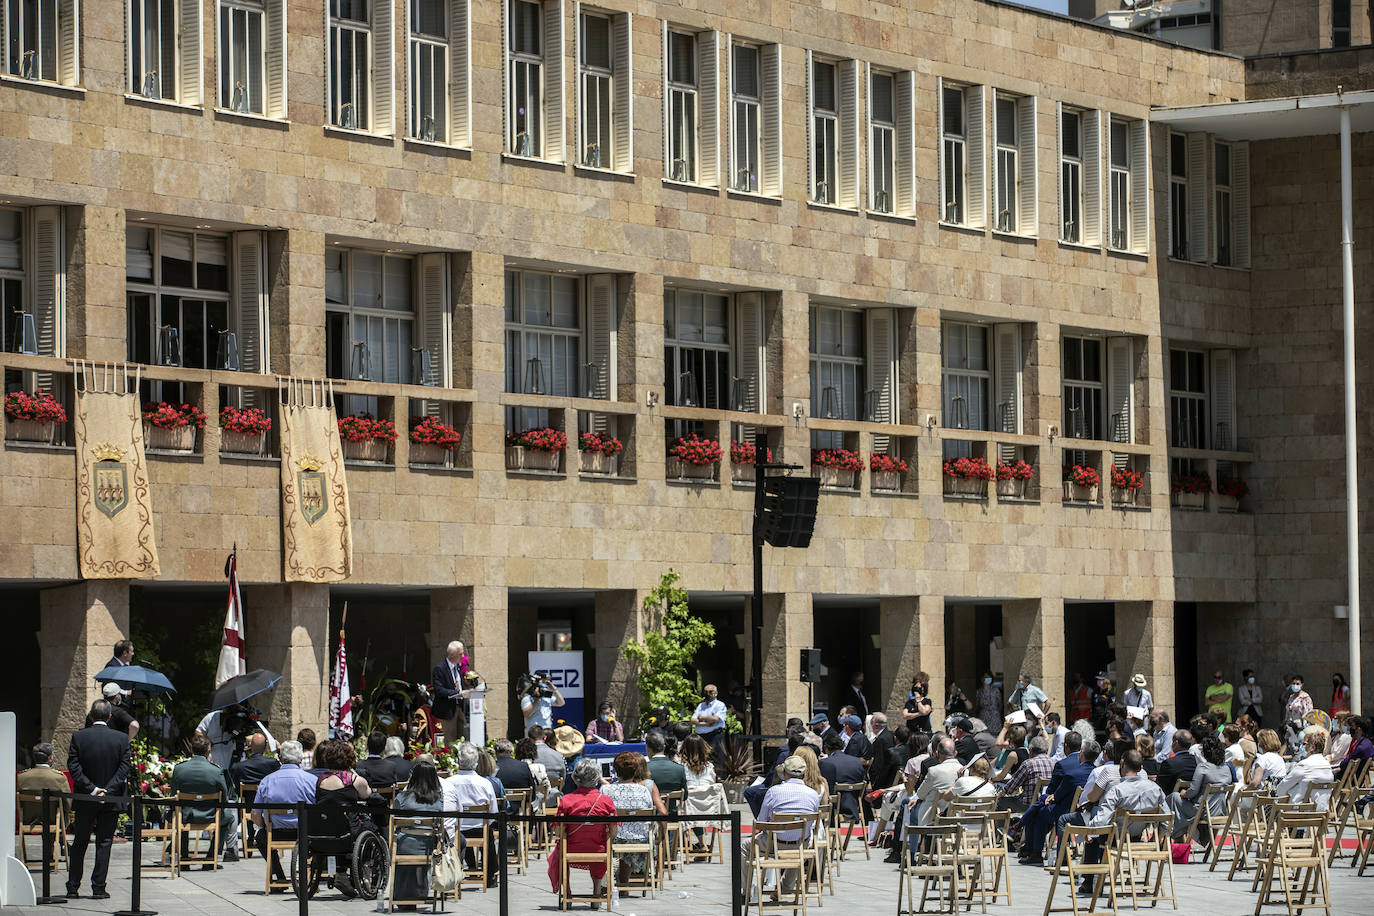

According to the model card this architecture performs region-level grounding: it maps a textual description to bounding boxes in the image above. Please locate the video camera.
[516,672,556,698]
[222,703,267,740]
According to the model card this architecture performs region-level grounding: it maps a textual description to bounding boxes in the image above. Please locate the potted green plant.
[812,447,863,489]
[505,427,567,471]
[4,390,66,445]
[729,439,771,483]
[996,459,1034,499]
[943,455,993,497]
[338,413,397,462]
[870,453,909,493]
[717,736,761,806]
[1063,463,1101,503]
[219,405,272,456]
[142,401,207,452]
[667,432,722,480]
[1110,464,1145,506]
[1171,470,1211,509]
[578,431,623,475]
[1216,476,1248,512]
[410,416,462,466]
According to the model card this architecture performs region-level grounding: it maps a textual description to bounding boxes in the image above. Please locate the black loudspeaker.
[759,475,821,548]
[800,648,822,683]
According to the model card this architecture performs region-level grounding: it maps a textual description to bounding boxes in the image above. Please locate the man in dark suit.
[230,732,281,786]
[66,699,132,898]
[1017,733,1094,864]
[107,639,134,670]
[1157,730,1198,795]
[430,641,468,742]
[376,737,414,785]
[866,712,895,772]
[493,739,535,792]
[840,715,870,759]
[353,731,392,786]
[170,733,240,862]
[847,672,870,720]
[818,733,868,820]
[949,717,981,764]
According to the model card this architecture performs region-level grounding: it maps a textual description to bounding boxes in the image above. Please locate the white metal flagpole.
[1340,102,1362,715]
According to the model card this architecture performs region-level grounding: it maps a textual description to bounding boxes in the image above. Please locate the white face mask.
[983,678,992,686]
[1291,684,1301,693]
[1247,677,1255,685]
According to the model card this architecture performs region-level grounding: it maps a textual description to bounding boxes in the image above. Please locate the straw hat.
[553,724,585,759]
[1131,673,1147,689]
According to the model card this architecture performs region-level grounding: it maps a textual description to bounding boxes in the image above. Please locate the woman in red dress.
[547,757,617,898]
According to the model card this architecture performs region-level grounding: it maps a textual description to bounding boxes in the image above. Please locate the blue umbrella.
[93,664,176,695]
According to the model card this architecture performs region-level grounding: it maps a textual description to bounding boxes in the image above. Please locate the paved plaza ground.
[11,818,1372,916]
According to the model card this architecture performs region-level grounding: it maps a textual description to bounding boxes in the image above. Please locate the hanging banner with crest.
[72,362,160,578]
[279,377,352,582]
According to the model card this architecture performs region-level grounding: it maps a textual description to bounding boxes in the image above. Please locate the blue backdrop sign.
[529,650,584,729]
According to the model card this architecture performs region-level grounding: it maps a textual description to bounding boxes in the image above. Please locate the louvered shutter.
[31,207,63,393]
[760,43,781,197]
[611,12,631,171]
[544,0,564,162]
[660,22,670,176]
[266,0,287,118]
[895,70,914,217]
[500,0,509,150]
[1210,349,1236,451]
[1186,132,1207,261]
[59,0,79,86]
[965,85,985,229]
[1082,109,1101,246]
[837,58,859,209]
[572,2,581,163]
[1233,141,1251,268]
[804,51,814,201]
[1107,336,1133,445]
[416,252,451,414]
[180,0,202,105]
[1055,103,1064,240]
[993,323,1021,461]
[584,274,616,432]
[735,292,763,414]
[373,0,395,135]
[866,307,896,452]
[937,77,948,222]
[232,231,267,406]
[1129,118,1149,253]
[698,30,719,187]
[724,34,735,186]
[1017,96,1036,235]
[450,0,471,145]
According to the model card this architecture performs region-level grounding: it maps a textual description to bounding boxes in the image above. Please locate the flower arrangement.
[130,738,177,799]
[1171,471,1213,494]
[669,433,724,466]
[1065,464,1101,488]
[730,440,772,465]
[996,460,1034,481]
[943,456,995,480]
[142,401,208,430]
[506,427,568,453]
[578,431,623,456]
[338,413,398,443]
[4,390,66,424]
[869,453,910,474]
[812,448,864,472]
[411,416,462,450]
[1217,477,1249,499]
[219,405,272,436]
[1111,466,1145,491]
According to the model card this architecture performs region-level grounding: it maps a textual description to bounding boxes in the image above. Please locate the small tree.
[623,570,716,729]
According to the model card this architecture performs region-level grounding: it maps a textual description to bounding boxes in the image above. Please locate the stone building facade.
[1,0,1367,757]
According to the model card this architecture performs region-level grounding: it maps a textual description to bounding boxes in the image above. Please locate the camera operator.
[520,674,565,730]
[197,703,277,770]
[904,673,934,734]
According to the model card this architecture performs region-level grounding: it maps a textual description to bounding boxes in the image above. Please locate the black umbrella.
[208,669,283,711]
[93,664,176,696]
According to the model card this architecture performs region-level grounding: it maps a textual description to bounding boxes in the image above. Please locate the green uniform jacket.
[170,756,235,823]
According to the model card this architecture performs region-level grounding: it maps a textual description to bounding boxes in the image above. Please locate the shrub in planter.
[410,416,462,465]
[667,433,722,479]
[995,459,1034,498]
[730,439,772,481]
[578,431,623,474]
[142,401,208,451]
[1216,476,1248,511]
[813,447,863,488]
[505,427,568,470]
[219,405,272,455]
[943,455,993,496]
[1110,465,1144,504]
[869,453,909,492]
[338,413,397,462]
[1171,470,1211,508]
[4,390,66,443]
[1063,464,1101,502]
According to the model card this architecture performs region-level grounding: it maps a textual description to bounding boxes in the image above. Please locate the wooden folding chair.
[1209,786,1254,872]
[503,788,531,875]
[1325,759,1367,865]
[897,823,964,916]
[745,818,808,916]
[1181,783,1230,857]
[459,804,491,891]
[1349,792,1374,875]
[17,792,69,873]
[259,816,297,895]
[658,789,686,878]
[1248,801,1316,893]
[556,821,613,911]
[939,814,989,914]
[1043,823,1118,916]
[685,784,728,865]
[980,809,1014,907]
[825,796,845,876]
[528,797,558,860]
[139,798,177,877]
[834,781,869,862]
[175,791,222,875]
[795,810,827,907]
[1115,809,1176,910]
[1043,786,1084,865]
[238,782,259,859]
[1253,811,1331,916]
[611,808,659,898]
[385,815,447,912]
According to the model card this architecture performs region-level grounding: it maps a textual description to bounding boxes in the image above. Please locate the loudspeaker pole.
[750,429,766,763]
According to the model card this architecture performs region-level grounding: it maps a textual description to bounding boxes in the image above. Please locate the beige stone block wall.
[37,581,129,760]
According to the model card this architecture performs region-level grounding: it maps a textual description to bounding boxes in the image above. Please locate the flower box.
[5,391,66,444]
[220,429,267,456]
[5,418,56,444]
[410,442,451,466]
[343,438,389,462]
[944,476,987,498]
[819,466,857,489]
[580,450,617,475]
[667,457,716,480]
[872,469,902,492]
[996,478,1025,499]
[409,416,461,466]
[144,423,196,452]
[1064,482,1098,503]
[1216,494,1239,512]
[1111,486,1137,506]
[1173,491,1205,509]
[731,463,756,483]
[507,445,561,471]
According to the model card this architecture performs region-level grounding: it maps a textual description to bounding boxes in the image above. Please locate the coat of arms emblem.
[297,455,327,525]
[92,441,129,519]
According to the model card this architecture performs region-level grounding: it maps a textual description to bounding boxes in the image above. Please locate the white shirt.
[1046,725,1066,759]
[441,770,496,835]
[1276,754,1334,811]
[1123,687,1153,711]
[693,699,727,734]
[1225,742,1245,765]
[1254,751,1287,783]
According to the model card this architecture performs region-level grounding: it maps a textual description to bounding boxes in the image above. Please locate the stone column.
[626,272,663,480]
[1001,597,1066,716]
[879,595,946,724]
[592,589,646,724]
[778,290,811,459]
[1115,600,1174,715]
[743,592,813,728]
[38,580,129,760]
[66,204,127,361]
[268,229,326,377]
[465,251,507,474]
[430,586,510,740]
[242,583,329,741]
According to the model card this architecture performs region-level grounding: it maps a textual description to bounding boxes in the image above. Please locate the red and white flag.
[215,551,246,688]
[329,622,353,739]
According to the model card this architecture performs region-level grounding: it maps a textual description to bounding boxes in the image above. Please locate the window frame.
[810,303,866,450]
[1167,346,1208,450]
[808,54,839,206]
[216,0,286,119]
[125,226,233,371]
[664,27,698,183]
[327,0,373,131]
[1214,140,1233,267]
[994,93,1019,233]
[1059,104,1082,244]
[4,0,79,86]
[1168,131,1188,259]
[1061,335,1105,441]
[728,39,761,194]
[0,207,26,353]
[941,320,991,432]
[868,66,895,214]
[324,247,418,387]
[663,288,732,410]
[406,0,450,143]
[576,7,613,169]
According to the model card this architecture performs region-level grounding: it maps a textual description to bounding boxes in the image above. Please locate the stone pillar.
[66,204,127,360]
[743,592,813,728]
[592,589,645,724]
[1115,600,1174,715]
[1002,597,1066,716]
[778,290,811,459]
[465,251,507,474]
[879,595,946,724]
[269,229,326,377]
[242,583,329,741]
[38,580,129,760]
[430,586,510,739]
[626,272,664,480]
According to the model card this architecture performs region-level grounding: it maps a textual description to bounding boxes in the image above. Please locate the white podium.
[468,687,487,745]
[0,711,37,906]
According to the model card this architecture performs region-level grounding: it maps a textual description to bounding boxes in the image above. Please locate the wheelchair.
[289,798,390,900]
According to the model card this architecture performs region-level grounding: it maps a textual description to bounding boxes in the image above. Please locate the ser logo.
[535,669,581,690]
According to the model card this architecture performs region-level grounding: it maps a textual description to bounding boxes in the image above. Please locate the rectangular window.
[810,304,864,450]
[664,29,696,182]
[941,321,990,433]
[4,0,78,85]
[325,248,416,386]
[664,289,731,410]
[1168,132,1187,259]
[1108,116,1148,253]
[1215,141,1233,267]
[994,95,1018,232]
[504,269,581,429]
[1,206,63,362]
[1062,336,1103,440]
[808,57,837,205]
[128,0,178,100]
[217,0,285,118]
[1059,105,1082,243]
[573,8,629,171]
[1168,347,1207,449]
[0,209,24,353]
[868,69,894,214]
[327,0,394,133]
[939,81,984,228]
[728,38,780,196]
[407,0,471,145]
[504,0,562,161]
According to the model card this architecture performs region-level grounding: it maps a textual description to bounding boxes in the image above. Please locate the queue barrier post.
[113,793,157,916]
[35,788,66,905]
[295,801,309,916]
[730,809,742,916]
[497,807,509,915]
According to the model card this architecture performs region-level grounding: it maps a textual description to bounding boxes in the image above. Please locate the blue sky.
[1009,0,1070,13]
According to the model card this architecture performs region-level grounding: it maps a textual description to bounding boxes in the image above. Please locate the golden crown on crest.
[296,454,323,472]
[92,441,126,463]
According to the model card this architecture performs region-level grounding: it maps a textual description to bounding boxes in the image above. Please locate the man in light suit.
[430,641,469,742]
[912,737,960,826]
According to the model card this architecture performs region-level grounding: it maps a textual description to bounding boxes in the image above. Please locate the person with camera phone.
[520,673,565,730]
[904,673,933,734]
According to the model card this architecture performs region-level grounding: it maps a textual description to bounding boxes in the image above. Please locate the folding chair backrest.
[754,818,807,860]
[905,823,962,867]
[948,795,995,814]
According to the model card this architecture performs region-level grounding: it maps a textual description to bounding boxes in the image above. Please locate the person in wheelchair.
[296,738,389,900]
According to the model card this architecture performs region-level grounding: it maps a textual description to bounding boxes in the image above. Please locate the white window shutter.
[1186,132,1208,261]
[59,0,80,86]
[895,70,914,217]
[937,77,947,223]
[611,12,631,172]
[1129,118,1149,254]
[572,2,581,164]
[866,307,896,452]
[180,0,202,105]
[1233,141,1251,268]
[1017,95,1036,235]
[544,0,565,162]
[450,0,471,146]
[1055,102,1063,240]
[735,291,763,413]
[1107,336,1134,444]
[266,0,287,119]
[416,252,451,412]
[760,42,781,197]
[993,323,1021,436]
[837,58,859,209]
[660,21,670,177]
[373,0,395,135]
[724,33,734,185]
[804,50,814,202]
[1082,109,1101,246]
[231,230,267,406]
[964,85,985,229]
[1210,349,1236,451]
[865,62,874,210]
[584,273,616,401]
[500,0,510,150]
[698,30,719,188]
[31,206,64,363]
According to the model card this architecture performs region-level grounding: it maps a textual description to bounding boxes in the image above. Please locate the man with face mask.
[1010,672,1048,714]
[1205,670,1235,724]
[1238,669,1263,726]
[691,684,728,756]
[584,701,624,743]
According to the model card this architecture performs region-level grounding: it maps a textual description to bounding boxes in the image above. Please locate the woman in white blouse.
[1247,729,1288,788]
